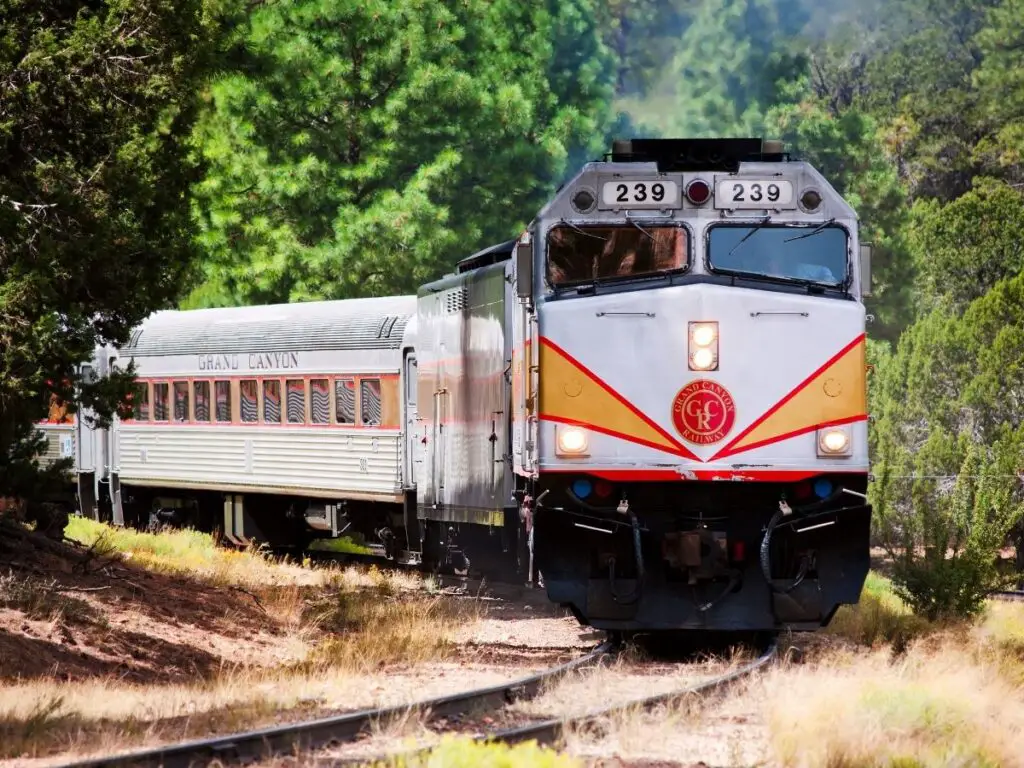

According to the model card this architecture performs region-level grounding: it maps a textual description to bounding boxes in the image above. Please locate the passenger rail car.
[58,138,874,634]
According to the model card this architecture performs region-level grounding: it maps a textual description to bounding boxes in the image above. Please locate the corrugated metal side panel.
[117,425,401,497]
[124,296,417,357]
[36,425,75,467]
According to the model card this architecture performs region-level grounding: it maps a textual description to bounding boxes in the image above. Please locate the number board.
[600,180,681,209]
[714,179,795,209]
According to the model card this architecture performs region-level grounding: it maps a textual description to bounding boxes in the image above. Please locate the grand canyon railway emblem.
[671,380,736,445]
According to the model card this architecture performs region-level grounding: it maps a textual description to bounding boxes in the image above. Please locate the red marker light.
[685,179,711,205]
[594,480,614,498]
[732,541,746,562]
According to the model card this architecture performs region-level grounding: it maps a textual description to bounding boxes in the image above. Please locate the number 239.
[732,182,781,203]
[616,183,666,203]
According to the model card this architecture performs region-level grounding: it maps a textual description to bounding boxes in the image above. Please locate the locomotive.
[38,138,873,633]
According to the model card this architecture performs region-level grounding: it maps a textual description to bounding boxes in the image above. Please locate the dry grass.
[825,570,932,650]
[2,520,483,762]
[63,517,426,592]
[0,571,104,628]
[1,583,478,760]
[766,635,1024,768]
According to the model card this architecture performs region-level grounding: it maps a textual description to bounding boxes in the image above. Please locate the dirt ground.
[9,523,1017,768]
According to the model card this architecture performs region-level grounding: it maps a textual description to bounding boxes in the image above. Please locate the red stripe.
[542,414,693,458]
[710,333,866,461]
[714,414,867,459]
[540,337,698,461]
[542,468,868,482]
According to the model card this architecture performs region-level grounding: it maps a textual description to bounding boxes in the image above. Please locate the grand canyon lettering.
[196,352,300,371]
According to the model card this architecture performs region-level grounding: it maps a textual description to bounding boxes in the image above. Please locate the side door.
[402,351,419,489]
[512,307,539,477]
[76,363,96,475]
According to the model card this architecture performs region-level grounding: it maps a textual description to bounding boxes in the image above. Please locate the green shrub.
[873,427,1024,621]
[379,735,581,768]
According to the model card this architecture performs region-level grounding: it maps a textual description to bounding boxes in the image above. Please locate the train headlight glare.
[688,321,719,371]
[556,425,589,456]
[817,426,852,457]
[691,323,717,347]
[691,347,716,370]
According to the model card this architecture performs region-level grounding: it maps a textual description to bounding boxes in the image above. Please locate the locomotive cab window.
[708,223,849,288]
[546,225,688,287]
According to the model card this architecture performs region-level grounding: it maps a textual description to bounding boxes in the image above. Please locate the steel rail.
[344,639,779,766]
[992,590,1024,601]
[59,640,617,768]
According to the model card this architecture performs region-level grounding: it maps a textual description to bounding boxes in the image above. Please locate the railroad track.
[339,638,779,767]
[993,590,1024,601]
[58,636,777,768]
[59,639,617,768]
[60,636,777,768]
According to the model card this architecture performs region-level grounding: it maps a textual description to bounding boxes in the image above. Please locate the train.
[36,138,874,633]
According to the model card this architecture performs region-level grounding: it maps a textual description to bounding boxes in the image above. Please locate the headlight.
[688,321,719,371]
[556,425,589,456]
[691,347,716,370]
[817,425,852,457]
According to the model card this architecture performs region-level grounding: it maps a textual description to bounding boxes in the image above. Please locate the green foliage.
[972,0,1024,183]
[827,571,931,649]
[624,0,809,137]
[187,0,616,307]
[907,178,1024,314]
[382,735,581,768]
[766,93,913,338]
[857,0,999,201]
[0,0,222,497]
[871,273,1024,619]
[876,431,1024,621]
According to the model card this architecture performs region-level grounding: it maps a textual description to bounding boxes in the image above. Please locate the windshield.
[708,224,848,287]
[547,225,688,287]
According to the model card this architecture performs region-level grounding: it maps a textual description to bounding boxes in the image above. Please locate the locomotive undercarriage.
[530,475,871,632]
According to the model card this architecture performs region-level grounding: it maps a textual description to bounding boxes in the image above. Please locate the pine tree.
[0,0,221,500]
[187,0,616,307]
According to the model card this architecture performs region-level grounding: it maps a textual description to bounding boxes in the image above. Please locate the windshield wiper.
[783,217,837,243]
[625,214,653,241]
[558,219,607,241]
[727,215,772,258]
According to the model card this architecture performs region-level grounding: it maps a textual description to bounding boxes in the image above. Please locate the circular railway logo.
[671,380,736,445]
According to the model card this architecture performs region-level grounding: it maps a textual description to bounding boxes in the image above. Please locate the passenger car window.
[153,383,169,421]
[173,381,189,422]
[135,383,150,422]
[215,381,231,422]
[194,381,211,422]
[311,379,330,425]
[286,379,305,424]
[360,379,382,426]
[240,380,258,423]
[335,378,356,424]
[263,380,281,424]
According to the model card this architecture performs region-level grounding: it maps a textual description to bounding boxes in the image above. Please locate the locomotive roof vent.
[608,138,787,172]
